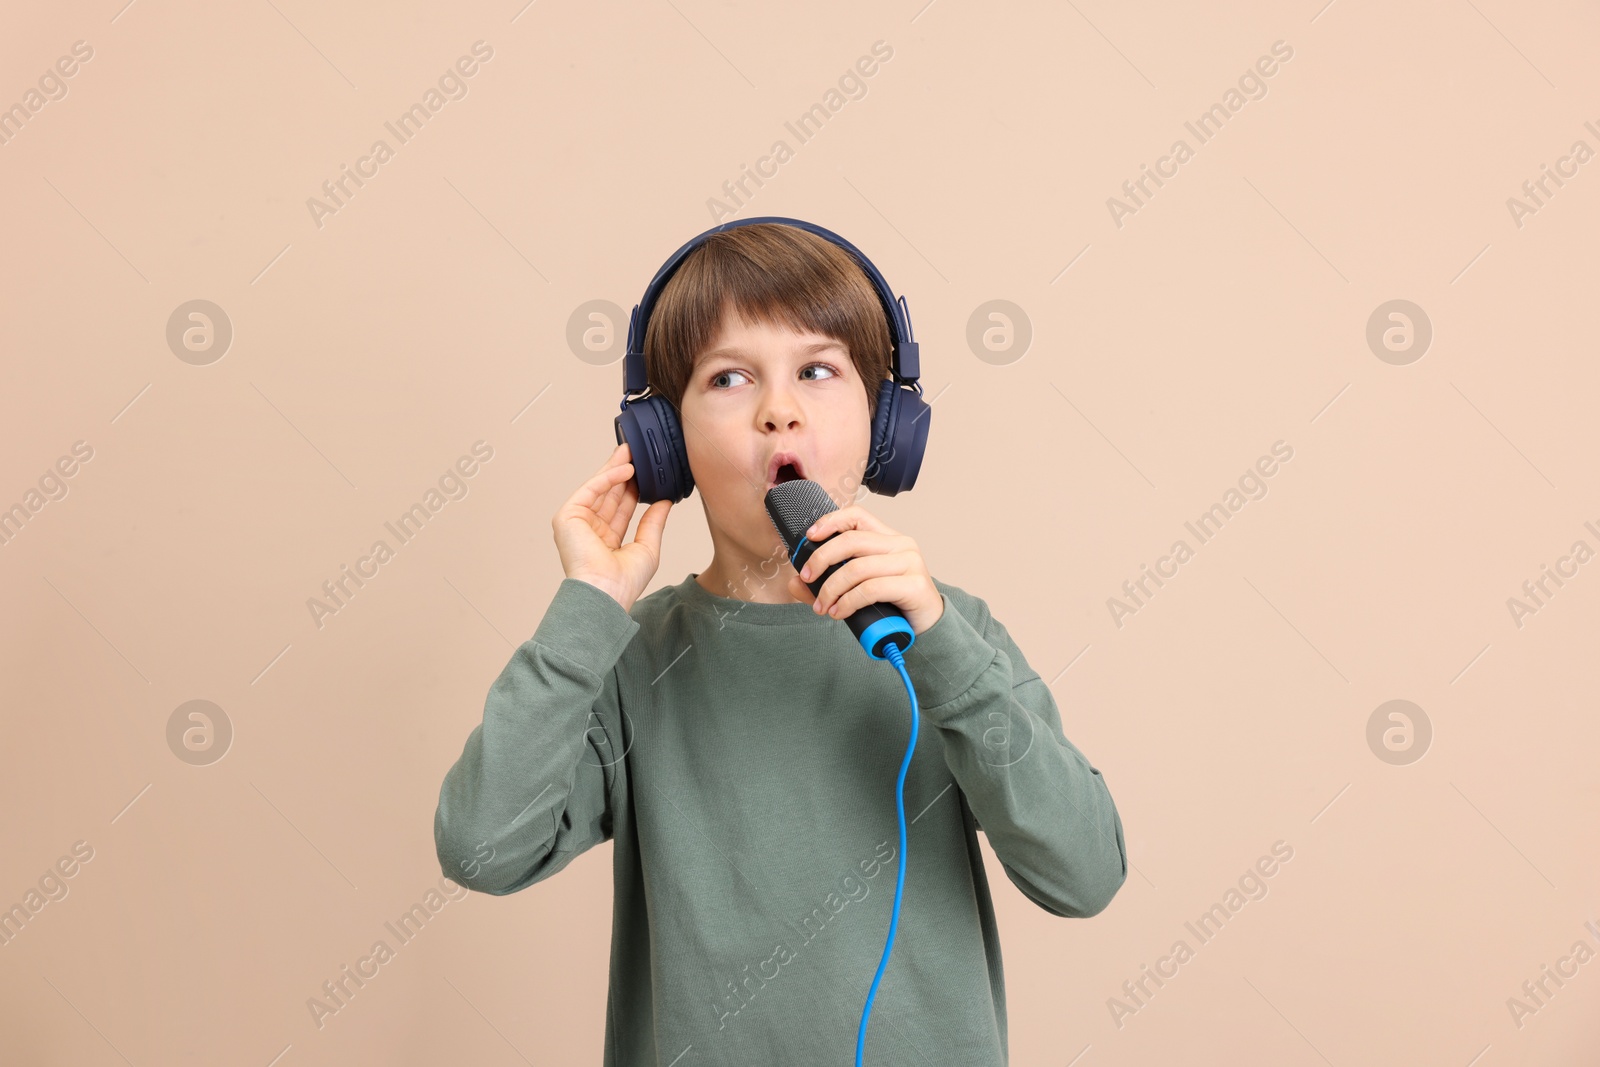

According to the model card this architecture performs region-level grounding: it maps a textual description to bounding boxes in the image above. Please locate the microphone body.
[765,479,915,660]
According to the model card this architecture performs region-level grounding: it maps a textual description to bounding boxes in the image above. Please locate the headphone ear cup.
[614,396,694,504]
[865,377,930,496]
[653,396,694,502]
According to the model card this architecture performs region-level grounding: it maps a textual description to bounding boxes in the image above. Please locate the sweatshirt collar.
[673,572,832,627]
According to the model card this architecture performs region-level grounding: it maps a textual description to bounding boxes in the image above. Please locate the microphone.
[765,479,915,661]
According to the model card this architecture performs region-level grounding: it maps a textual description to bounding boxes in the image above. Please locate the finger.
[787,574,815,604]
[798,532,845,580]
[591,442,629,479]
[803,508,844,542]
[569,458,635,511]
[594,473,628,526]
[580,455,634,500]
[600,464,632,514]
[814,553,909,614]
[806,505,891,543]
[595,442,633,483]
[607,477,638,541]
[631,498,672,555]
[798,530,903,581]
[825,572,919,619]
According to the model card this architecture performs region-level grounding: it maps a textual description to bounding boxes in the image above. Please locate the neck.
[695,546,801,605]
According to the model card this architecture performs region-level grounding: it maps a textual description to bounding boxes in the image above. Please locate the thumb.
[787,574,815,604]
[632,498,672,554]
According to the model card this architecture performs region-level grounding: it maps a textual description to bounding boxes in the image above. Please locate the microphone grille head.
[764,478,838,551]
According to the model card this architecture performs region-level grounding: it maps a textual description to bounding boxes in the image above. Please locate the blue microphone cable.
[855,640,918,1066]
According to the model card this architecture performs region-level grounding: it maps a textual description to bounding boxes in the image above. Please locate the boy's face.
[678,306,873,564]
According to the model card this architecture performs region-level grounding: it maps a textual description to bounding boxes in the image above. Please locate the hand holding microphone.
[765,479,944,658]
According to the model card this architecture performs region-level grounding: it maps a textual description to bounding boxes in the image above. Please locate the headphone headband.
[621,216,919,399]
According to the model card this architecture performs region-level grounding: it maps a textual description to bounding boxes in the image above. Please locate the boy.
[434,223,1127,1065]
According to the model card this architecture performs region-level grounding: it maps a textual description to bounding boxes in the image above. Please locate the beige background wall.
[3,0,1597,1063]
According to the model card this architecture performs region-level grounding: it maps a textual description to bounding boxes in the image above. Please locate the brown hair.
[642,223,892,422]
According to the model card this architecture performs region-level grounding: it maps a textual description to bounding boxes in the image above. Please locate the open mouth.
[766,452,807,488]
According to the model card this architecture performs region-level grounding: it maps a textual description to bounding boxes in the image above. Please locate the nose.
[759,380,804,432]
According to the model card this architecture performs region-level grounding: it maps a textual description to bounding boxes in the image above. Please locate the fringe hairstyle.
[642,223,892,422]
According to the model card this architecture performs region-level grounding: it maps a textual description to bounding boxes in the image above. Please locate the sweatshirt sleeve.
[899,584,1128,918]
[434,577,640,896]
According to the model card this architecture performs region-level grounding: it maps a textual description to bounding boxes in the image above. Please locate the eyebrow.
[698,340,847,363]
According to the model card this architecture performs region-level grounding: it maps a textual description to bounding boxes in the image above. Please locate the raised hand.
[552,442,673,612]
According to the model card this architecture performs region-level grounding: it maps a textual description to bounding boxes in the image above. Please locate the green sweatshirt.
[434,572,1127,1066]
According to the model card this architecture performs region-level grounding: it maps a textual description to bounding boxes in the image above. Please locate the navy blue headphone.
[612,216,931,504]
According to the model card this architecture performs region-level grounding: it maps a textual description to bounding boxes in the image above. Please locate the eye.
[708,364,839,389]
[709,369,749,389]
